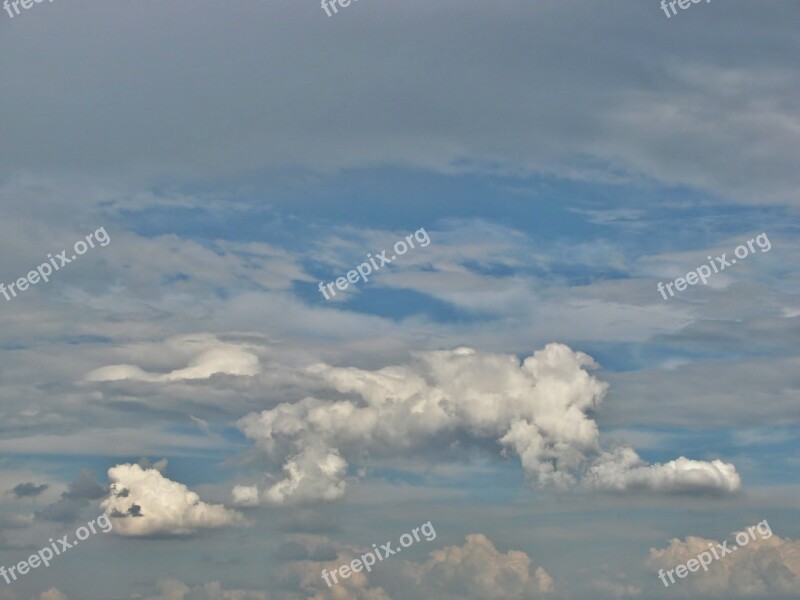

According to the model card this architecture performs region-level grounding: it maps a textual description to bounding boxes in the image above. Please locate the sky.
[0,0,799,599]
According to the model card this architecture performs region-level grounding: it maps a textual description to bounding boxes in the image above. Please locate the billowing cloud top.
[647,525,800,596]
[405,533,554,599]
[236,344,740,505]
[102,463,242,536]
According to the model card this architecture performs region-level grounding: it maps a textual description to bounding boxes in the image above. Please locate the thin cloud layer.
[101,464,243,537]
[86,336,260,382]
[236,344,740,505]
[142,579,269,600]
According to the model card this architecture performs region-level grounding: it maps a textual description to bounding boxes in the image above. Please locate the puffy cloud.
[646,523,800,596]
[143,579,269,600]
[101,463,242,536]
[236,344,739,504]
[583,450,741,495]
[283,544,393,600]
[86,335,259,382]
[404,533,553,599]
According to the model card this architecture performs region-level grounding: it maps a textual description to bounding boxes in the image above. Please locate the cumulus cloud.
[86,335,259,382]
[583,449,741,495]
[404,533,553,599]
[283,541,392,600]
[142,579,269,600]
[101,463,242,536]
[646,524,800,597]
[236,344,740,504]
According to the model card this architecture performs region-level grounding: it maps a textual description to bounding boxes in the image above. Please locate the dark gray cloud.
[34,470,105,523]
[0,0,798,204]
[10,482,48,498]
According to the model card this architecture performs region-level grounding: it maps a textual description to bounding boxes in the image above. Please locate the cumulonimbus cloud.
[235,344,740,505]
[102,463,243,536]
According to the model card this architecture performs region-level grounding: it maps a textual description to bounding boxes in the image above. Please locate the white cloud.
[86,335,259,382]
[101,463,242,536]
[404,533,553,599]
[236,344,739,504]
[231,485,261,508]
[646,525,800,596]
[583,449,741,495]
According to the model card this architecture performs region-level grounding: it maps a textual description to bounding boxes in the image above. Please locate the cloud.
[10,482,48,498]
[583,449,741,495]
[284,533,552,600]
[646,524,800,596]
[2,1,798,205]
[35,470,105,523]
[231,485,260,508]
[405,533,553,599]
[593,578,642,599]
[191,415,211,434]
[101,463,243,537]
[236,344,740,504]
[282,543,393,600]
[142,579,269,600]
[85,335,259,382]
[33,590,69,600]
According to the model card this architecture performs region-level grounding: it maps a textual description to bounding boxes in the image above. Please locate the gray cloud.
[10,482,48,498]
[1,1,798,205]
[34,470,105,523]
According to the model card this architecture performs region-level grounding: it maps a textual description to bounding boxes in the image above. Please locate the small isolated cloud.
[101,463,242,537]
[85,336,259,382]
[405,533,553,599]
[35,590,69,600]
[191,415,211,434]
[235,344,739,505]
[10,482,48,498]
[35,470,105,523]
[142,579,269,600]
[646,523,800,596]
